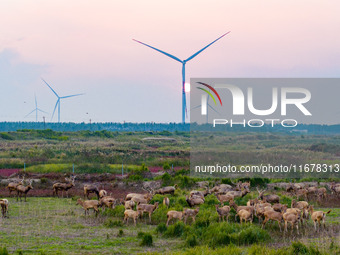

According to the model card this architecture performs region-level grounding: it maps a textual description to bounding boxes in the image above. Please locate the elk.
[166,210,183,226]
[77,198,100,216]
[99,196,115,210]
[330,183,340,196]
[283,212,300,234]
[225,189,250,198]
[131,196,149,204]
[291,199,309,220]
[154,184,178,195]
[232,180,251,191]
[124,209,141,226]
[255,203,273,223]
[183,208,199,224]
[257,188,280,204]
[53,176,76,198]
[246,198,259,207]
[215,204,230,222]
[16,179,33,202]
[84,184,100,199]
[125,191,153,201]
[186,195,204,207]
[99,189,107,199]
[211,184,233,194]
[308,205,332,231]
[6,176,25,196]
[295,188,308,200]
[0,199,9,218]
[272,203,287,213]
[163,197,170,208]
[316,187,327,200]
[216,193,234,204]
[190,189,210,199]
[238,209,253,224]
[262,210,283,231]
[124,200,136,210]
[137,202,159,223]
[229,200,254,221]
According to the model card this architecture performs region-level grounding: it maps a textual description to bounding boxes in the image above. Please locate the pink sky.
[0,0,339,122]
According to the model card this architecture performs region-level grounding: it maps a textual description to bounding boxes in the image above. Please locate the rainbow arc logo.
[196,82,222,106]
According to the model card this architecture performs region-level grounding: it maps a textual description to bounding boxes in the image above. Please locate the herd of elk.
[0,175,337,235]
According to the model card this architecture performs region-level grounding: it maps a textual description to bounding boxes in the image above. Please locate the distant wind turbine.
[42,79,84,123]
[24,94,47,122]
[133,32,230,123]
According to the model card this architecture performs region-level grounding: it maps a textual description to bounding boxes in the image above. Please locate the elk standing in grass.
[186,195,204,207]
[262,210,283,231]
[77,198,100,216]
[166,210,183,226]
[257,188,280,204]
[99,189,107,199]
[16,180,33,202]
[308,205,331,231]
[124,209,141,226]
[238,209,253,224]
[229,200,254,222]
[215,204,230,222]
[53,176,76,198]
[0,199,9,218]
[6,176,24,196]
[124,200,136,210]
[183,208,199,224]
[163,197,170,208]
[84,184,100,199]
[137,202,159,223]
[283,212,300,234]
[154,185,178,195]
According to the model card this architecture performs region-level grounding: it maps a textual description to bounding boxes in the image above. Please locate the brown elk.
[6,176,25,196]
[238,209,253,224]
[225,189,250,199]
[154,184,178,195]
[295,188,308,200]
[77,198,100,216]
[308,205,332,231]
[291,199,309,220]
[166,210,183,226]
[99,196,115,210]
[211,184,233,194]
[283,212,300,234]
[232,180,251,191]
[124,209,141,226]
[186,195,204,207]
[83,184,100,199]
[215,204,230,222]
[124,200,136,210]
[229,200,254,221]
[53,176,76,198]
[0,199,9,218]
[16,180,33,202]
[316,187,327,200]
[262,210,283,231]
[183,208,199,224]
[272,203,287,213]
[163,197,170,208]
[257,188,280,204]
[137,202,159,223]
[190,189,210,199]
[99,189,107,199]
[330,183,340,196]
[216,193,234,204]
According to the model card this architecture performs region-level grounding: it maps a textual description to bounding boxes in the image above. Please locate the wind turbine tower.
[24,95,47,122]
[133,32,230,123]
[42,79,84,123]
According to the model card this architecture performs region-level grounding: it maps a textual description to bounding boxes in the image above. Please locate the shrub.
[151,204,168,224]
[164,221,186,237]
[186,234,198,247]
[0,247,8,255]
[0,133,14,140]
[163,162,171,170]
[291,242,309,255]
[117,229,124,237]
[102,205,125,218]
[104,219,124,228]
[155,223,167,234]
[140,233,153,247]
[161,172,173,186]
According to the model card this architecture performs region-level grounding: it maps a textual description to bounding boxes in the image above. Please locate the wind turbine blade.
[185,32,230,62]
[51,100,59,121]
[190,105,201,110]
[133,39,183,63]
[208,103,220,114]
[41,78,59,98]
[61,93,84,99]
[37,108,48,114]
[24,109,36,118]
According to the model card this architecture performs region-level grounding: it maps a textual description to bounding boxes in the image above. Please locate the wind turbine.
[42,79,84,123]
[133,32,230,123]
[24,94,47,122]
